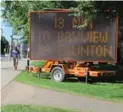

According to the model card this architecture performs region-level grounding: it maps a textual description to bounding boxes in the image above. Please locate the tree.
[1,1,77,43]
[0,35,9,55]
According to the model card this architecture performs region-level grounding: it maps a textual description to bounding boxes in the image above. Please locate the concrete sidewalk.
[1,60,26,89]
[1,81,123,112]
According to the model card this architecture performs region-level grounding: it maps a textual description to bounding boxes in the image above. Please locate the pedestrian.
[11,45,20,70]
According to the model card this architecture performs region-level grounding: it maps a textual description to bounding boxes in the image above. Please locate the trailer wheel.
[51,67,65,82]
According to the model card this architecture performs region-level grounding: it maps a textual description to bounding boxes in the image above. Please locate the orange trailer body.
[31,60,115,77]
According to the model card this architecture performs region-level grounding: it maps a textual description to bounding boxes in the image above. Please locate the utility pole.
[8,29,14,61]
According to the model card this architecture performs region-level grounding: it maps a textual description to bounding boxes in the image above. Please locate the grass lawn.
[1,104,78,112]
[15,70,123,102]
[31,60,45,67]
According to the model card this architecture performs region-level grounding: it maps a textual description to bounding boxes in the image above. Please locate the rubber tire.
[51,67,65,82]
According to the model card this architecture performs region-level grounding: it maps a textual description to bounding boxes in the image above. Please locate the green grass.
[1,104,78,112]
[31,60,45,67]
[15,71,123,102]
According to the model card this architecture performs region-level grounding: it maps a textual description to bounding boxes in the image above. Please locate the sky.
[0,8,12,42]
[1,22,12,42]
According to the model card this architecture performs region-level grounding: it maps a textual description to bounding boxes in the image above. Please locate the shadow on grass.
[32,72,51,79]
[112,95,123,99]
[65,77,123,84]
[31,71,123,84]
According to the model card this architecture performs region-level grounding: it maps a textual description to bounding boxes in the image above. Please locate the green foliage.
[1,1,77,42]
[31,60,45,67]
[0,36,9,54]
[71,1,96,28]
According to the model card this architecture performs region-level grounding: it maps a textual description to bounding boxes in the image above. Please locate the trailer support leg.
[26,59,30,71]
[85,72,89,83]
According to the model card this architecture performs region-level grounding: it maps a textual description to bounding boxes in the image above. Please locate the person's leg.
[15,55,19,69]
[16,59,18,69]
[13,57,16,69]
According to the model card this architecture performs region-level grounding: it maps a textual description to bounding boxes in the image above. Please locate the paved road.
[1,59,26,89]
[2,81,123,112]
[0,55,9,61]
